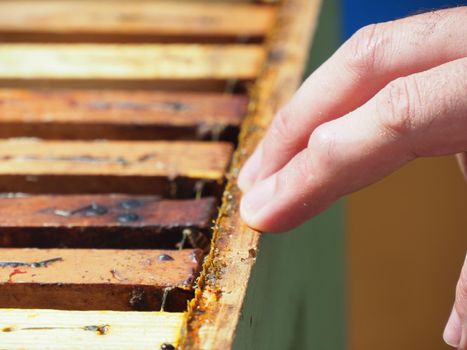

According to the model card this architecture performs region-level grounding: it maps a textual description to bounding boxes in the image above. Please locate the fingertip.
[239,175,276,230]
[237,170,253,193]
[239,196,259,230]
[443,307,461,348]
[239,197,278,233]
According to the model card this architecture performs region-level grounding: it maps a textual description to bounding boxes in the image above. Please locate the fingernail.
[238,145,263,192]
[240,175,276,228]
[443,307,461,347]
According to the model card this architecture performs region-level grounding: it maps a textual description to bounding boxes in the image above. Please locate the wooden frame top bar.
[0,140,233,195]
[0,89,247,140]
[0,248,202,288]
[0,1,277,43]
[0,139,232,179]
[0,89,246,127]
[0,309,185,350]
[0,194,215,230]
[0,248,202,311]
[0,44,265,81]
[0,195,216,249]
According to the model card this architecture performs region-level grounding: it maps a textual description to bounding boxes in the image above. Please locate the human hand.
[444,254,467,349]
[239,7,466,232]
[238,7,467,348]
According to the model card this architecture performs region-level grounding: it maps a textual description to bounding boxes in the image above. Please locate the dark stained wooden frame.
[180,0,322,348]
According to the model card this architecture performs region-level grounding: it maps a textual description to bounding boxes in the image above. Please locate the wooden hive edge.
[179,0,323,349]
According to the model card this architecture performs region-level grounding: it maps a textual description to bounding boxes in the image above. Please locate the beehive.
[0,0,320,348]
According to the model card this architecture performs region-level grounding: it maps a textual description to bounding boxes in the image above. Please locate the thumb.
[456,152,467,181]
[444,253,467,349]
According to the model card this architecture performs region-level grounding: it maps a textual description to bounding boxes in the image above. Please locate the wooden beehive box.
[0,0,320,348]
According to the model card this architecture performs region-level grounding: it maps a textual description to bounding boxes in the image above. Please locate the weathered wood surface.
[0,194,215,249]
[0,139,233,196]
[0,248,202,311]
[0,1,277,43]
[0,309,184,350]
[180,0,322,348]
[0,89,247,140]
[0,44,265,90]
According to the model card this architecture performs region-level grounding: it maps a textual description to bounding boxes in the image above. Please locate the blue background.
[343,0,467,39]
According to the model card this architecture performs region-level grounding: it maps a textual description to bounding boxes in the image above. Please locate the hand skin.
[238,7,467,349]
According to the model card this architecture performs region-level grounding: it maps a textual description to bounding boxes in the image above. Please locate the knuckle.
[377,77,421,140]
[346,23,388,74]
[294,149,315,183]
[276,149,315,193]
[308,124,337,170]
[453,58,467,92]
[268,105,296,148]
